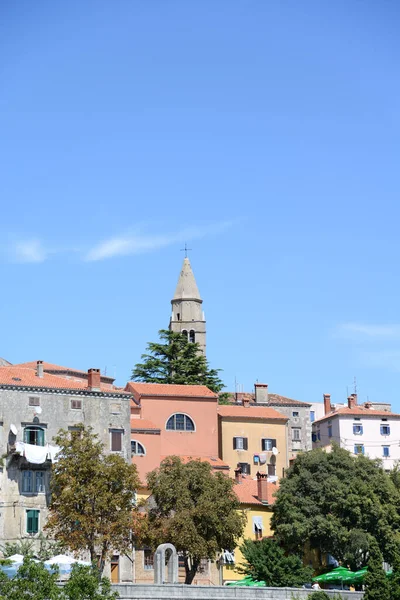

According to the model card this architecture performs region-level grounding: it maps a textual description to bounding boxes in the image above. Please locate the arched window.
[131,440,146,455]
[24,427,45,446]
[189,330,195,343]
[181,330,188,339]
[166,413,195,431]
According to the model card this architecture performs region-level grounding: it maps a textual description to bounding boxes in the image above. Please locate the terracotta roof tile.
[234,477,279,506]
[314,405,400,425]
[217,405,288,421]
[224,392,310,408]
[126,382,217,399]
[14,361,114,381]
[0,366,130,396]
[131,419,160,431]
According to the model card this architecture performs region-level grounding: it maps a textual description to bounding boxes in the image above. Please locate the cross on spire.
[180,243,192,258]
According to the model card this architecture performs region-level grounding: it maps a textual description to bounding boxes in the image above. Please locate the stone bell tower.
[169,257,206,355]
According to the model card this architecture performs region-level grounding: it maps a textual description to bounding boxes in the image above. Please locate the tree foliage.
[364,538,390,600]
[271,445,400,569]
[0,559,119,600]
[144,456,245,584]
[46,426,140,574]
[132,329,224,393]
[238,537,313,587]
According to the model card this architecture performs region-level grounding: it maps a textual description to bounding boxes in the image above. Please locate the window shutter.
[111,431,122,452]
[233,437,237,450]
[243,438,248,450]
[272,439,277,449]
[261,439,266,451]
[37,429,45,447]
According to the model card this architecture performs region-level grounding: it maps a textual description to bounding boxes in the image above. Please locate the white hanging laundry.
[15,441,25,455]
[24,443,48,464]
[48,444,61,463]
[259,453,267,465]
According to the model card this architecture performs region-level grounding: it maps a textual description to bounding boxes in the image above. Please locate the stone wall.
[112,583,364,600]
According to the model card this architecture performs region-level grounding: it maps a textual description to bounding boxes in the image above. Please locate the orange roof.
[0,366,130,395]
[234,477,279,506]
[131,419,160,431]
[161,455,230,470]
[14,361,114,380]
[217,405,288,421]
[314,406,400,425]
[126,382,218,399]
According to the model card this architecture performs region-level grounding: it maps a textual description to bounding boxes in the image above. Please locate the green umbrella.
[226,576,266,587]
[313,567,354,583]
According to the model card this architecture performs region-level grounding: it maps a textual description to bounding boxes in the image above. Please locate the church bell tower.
[169,257,206,355]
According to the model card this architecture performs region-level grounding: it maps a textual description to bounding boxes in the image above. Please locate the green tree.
[364,538,390,600]
[145,456,245,584]
[132,329,224,393]
[63,564,118,600]
[0,539,35,558]
[271,445,400,569]
[0,557,61,600]
[238,537,313,587]
[390,549,400,600]
[46,425,141,575]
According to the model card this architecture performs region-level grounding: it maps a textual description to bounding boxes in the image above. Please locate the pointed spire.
[173,257,202,301]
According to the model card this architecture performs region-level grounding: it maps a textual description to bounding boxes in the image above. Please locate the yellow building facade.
[217,405,289,479]
[223,474,279,581]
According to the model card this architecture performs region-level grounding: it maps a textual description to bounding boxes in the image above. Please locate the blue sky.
[1,1,400,408]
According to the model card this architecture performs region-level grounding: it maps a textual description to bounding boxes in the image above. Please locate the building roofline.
[0,383,132,399]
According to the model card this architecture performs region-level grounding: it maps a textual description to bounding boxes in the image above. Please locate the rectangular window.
[328,425,332,438]
[383,446,390,458]
[144,549,154,570]
[353,424,363,435]
[317,431,321,441]
[238,462,250,475]
[28,396,40,407]
[292,411,299,417]
[292,428,301,441]
[312,432,317,443]
[381,425,391,436]
[233,437,248,450]
[70,399,82,410]
[253,516,263,539]
[110,430,123,452]
[22,470,33,493]
[261,438,276,451]
[24,427,45,446]
[26,509,39,534]
[35,471,45,493]
[354,444,364,455]
[267,464,276,476]
[310,411,315,423]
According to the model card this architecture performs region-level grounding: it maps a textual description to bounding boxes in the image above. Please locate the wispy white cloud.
[85,221,234,262]
[337,323,400,339]
[13,239,48,263]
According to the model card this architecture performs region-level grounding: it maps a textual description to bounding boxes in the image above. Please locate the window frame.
[383,446,390,458]
[143,549,154,570]
[328,425,333,438]
[165,413,196,432]
[261,438,276,451]
[26,509,40,535]
[353,424,363,435]
[70,399,82,410]
[292,428,301,441]
[233,436,248,450]
[28,396,40,407]
[238,462,251,475]
[310,410,315,423]
[354,444,364,455]
[131,440,146,456]
[380,424,391,436]
[189,329,195,343]
[110,429,124,452]
[292,411,299,418]
[23,426,45,446]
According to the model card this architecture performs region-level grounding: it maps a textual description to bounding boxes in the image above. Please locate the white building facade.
[312,393,400,470]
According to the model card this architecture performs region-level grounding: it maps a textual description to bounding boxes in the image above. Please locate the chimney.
[254,383,268,404]
[257,472,269,504]
[323,393,331,415]
[364,402,372,409]
[348,393,357,409]
[36,360,44,378]
[88,368,101,391]
[243,397,250,408]
[234,467,242,484]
